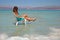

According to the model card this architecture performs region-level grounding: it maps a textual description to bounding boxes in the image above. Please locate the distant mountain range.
[0,6,60,10]
[29,6,60,10]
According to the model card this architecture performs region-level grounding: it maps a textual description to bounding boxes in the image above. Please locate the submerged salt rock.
[7,36,29,40]
[0,33,8,40]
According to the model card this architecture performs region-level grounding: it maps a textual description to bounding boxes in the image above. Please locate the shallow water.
[0,9,60,38]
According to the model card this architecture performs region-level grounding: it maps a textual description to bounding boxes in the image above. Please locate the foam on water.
[0,27,60,40]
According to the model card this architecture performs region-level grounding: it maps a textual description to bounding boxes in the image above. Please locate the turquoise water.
[0,9,60,36]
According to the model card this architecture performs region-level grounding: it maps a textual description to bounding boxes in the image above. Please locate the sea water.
[0,9,60,40]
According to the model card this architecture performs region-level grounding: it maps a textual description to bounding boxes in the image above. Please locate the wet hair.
[13,6,18,12]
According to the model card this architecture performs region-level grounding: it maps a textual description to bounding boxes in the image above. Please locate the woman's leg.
[22,14,36,21]
[26,17,36,21]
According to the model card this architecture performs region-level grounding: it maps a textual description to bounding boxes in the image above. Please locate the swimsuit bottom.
[16,17,24,21]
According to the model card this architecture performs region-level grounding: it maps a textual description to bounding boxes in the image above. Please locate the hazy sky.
[0,0,60,7]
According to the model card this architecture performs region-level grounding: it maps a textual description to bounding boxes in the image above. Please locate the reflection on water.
[12,22,36,36]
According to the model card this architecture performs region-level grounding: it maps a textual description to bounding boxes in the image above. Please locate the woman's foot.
[32,18,36,21]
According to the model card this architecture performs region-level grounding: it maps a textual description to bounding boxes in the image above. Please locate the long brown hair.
[13,6,19,16]
[13,6,18,12]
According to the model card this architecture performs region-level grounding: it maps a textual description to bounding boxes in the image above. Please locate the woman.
[13,6,36,22]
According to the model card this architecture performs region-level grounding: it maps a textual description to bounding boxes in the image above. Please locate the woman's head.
[13,6,18,12]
